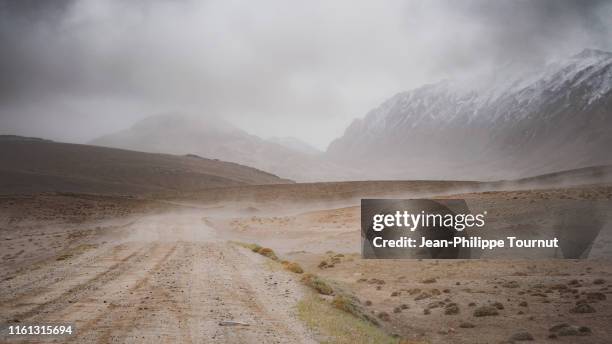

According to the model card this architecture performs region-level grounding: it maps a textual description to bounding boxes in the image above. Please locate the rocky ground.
[1,182,612,343]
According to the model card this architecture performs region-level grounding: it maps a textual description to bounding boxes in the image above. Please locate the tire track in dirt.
[1,212,317,344]
[182,242,315,344]
[0,243,136,308]
[70,242,189,344]
[1,243,153,328]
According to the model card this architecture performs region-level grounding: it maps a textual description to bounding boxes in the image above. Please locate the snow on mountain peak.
[327,49,612,180]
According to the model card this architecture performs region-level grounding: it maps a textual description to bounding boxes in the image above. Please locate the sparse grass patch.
[297,294,400,344]
[302,273,334,295]
[231,241,278,260]
[230,241,260,252]
[332,295,359,314]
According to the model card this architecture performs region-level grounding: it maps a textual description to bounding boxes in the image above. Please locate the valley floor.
[1,181,612,343]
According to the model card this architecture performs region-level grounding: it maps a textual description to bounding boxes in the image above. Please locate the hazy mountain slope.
[90,115,355,182]
[327,49,612,180]
[267,136,322,155]
[0,136,291,195]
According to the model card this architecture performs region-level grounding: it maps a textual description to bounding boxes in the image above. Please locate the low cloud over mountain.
[327,49,612,180]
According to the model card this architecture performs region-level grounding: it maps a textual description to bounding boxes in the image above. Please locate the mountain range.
[90,115,355,182]
[90,49,612,181]
[328,48,612,180]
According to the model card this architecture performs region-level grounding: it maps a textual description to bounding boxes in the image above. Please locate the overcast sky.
[1,0,611,149]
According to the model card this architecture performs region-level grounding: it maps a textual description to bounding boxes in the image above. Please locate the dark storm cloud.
[0,0,611,148]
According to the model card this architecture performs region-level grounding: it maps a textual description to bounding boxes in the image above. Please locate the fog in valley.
[1,0,611,150]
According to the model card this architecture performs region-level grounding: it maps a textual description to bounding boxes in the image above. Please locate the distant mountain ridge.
[326,49,612,180]
[90,114,355,182]
[89,49,612,182]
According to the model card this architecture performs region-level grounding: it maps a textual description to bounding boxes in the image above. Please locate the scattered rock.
[550,283,568,291]
[407,288,421,295]
[502,281,519,288]
[549,323,570,332]
[427,301,444,309]
[593,278,605,285]
[378,312,390,321]
[369,278,385,285]
[473,306,499,317]
[444,303,459,315]
[509,331,534,341]
[459,322,475,328]
[414,292,432,301]
[519,301,528,307]
[549,323,591,337]
[569,303,595,314]
[492,301,504,310]
[421,277,437,284]
[585,292,606,301]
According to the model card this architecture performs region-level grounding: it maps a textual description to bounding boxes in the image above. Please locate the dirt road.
[0,212,316,343]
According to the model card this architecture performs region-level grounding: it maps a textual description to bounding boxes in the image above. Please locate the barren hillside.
[0,136,291,196]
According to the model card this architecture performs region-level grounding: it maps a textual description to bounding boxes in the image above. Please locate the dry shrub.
[257,247,278,260]
[56,254,73,261]
[332,295,359,314]
[285,262,304,274]
[302,273,333,295]
[473,305,499,317]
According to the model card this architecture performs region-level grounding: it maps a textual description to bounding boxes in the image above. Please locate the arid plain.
[2,173,612,343]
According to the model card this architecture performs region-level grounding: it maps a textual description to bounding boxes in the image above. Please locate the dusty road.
[0,212,316,344]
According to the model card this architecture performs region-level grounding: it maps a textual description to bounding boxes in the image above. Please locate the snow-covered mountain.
[326,49,612,180]
[90,114,353,182]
